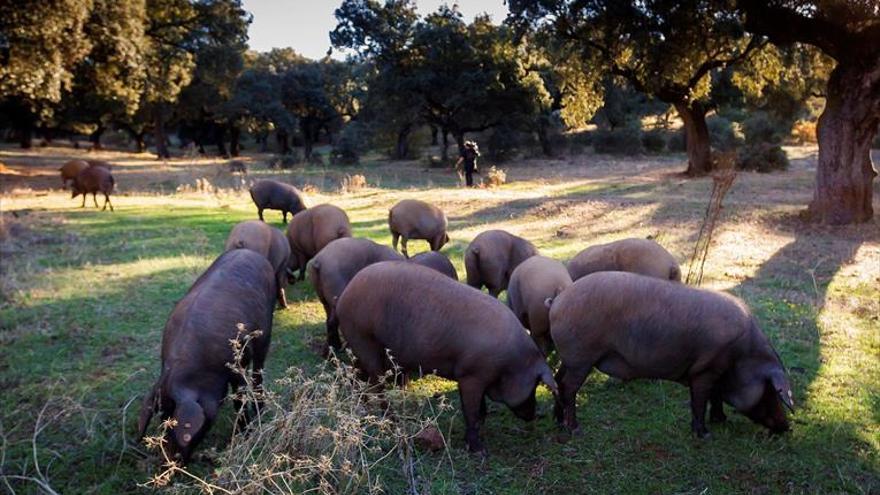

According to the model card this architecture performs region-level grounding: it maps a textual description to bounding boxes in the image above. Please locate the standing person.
[455,140,481,187]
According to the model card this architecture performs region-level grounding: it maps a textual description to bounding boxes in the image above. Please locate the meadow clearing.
[0,145,878,494]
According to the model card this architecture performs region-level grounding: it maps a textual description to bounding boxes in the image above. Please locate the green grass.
[1,155,878,494]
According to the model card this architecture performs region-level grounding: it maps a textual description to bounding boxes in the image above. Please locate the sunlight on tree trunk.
[808,63,879,224]
[675,101,713,176]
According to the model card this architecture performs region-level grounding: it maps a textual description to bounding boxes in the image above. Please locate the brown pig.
[137,249,276,463]
[307,237,404,351]
[388,199,449,257]
[409,251,458,280]
[549,271,794,438]
[71,165,115,211]
[286,204,352,282]
[249,179,307,223]
[225,220,292,308]
[567,238,680,282]
[465,230,538,297]
[336,262,558,453]
[507,256,572,356]
[85,159,113,170]
[59,160,89,186]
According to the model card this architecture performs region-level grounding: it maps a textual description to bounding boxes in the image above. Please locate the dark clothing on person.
[461,148,478,187]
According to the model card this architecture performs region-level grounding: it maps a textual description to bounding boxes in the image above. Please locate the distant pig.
[286,204,352,282]
[71,165,115,211]
[59,160,89,186]
[225,220,292,308]
[308,237,404,351]
[549,271,794,437]
[137,249,276,463]
[465,230,538,297]
[409,251,458,280]
[567,238,680,282]
[337,262,558,453]
[507,256,572,356]
[388,199,449,257]
[249,179,307,223]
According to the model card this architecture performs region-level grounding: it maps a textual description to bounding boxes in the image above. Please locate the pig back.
[161,249,276,367]
[309,238,404,305]
[338,261,534,377]
[550,271,752,380]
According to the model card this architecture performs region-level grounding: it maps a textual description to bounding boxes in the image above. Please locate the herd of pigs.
[56,164,795,463]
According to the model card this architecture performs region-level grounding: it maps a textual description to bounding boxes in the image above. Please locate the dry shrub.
[484,166,507,187]
[301,183,320,195]
[791,120,817,144]
[144,352,453,494]
[176,177,216,194]
[339,174,367,193]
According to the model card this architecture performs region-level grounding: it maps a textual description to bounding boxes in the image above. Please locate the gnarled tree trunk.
[395,124,412,160]
[675,101,713,176]
[153,107,170,159]
[808,62,879,224]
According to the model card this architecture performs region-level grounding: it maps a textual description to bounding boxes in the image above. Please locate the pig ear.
[538,367,559,398]
[173,400,206,447]
[544,297,554,309]
[769,371,795,412]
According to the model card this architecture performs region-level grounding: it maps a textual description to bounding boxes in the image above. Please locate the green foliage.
[641,129,667,153]
[486,125,529,162]
[592,126,643,155]
[742,112,785,145]
[736,142,790,172]
[330,122,369,165]
[707,116,743,151]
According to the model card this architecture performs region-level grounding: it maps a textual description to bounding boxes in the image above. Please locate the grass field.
[1,145,878,494]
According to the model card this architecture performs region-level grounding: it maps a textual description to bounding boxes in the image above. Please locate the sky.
[242,0,509,59]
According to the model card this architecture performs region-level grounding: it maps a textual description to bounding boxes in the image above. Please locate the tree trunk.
[214,125,229,158]
[537,116,553,157]
[808,62,879,224]
[674,101,712,176]
[153,107,170,159]
[454,132,465,156]
[89,125,105,151]
[430,125,439,146]
[230,125,241,157]
[134,133,146,153]
[276,129,291,154]
[18,125,32,149]
[441,128,449,161]
[395,124,412,160]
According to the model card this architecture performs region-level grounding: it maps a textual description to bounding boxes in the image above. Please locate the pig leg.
[81,194,86,208]
[554,364,592,433]
[709,387,727,423]
[103,194,114,212]
[458,378,487,453]
[401,237,409,258]
[257,207,264,221]
[325,307,343,353]
[282,210,288,223]
[479,395,487,425]
[688,373,718,438]
[391,231,400,252]
[93,193,99,208]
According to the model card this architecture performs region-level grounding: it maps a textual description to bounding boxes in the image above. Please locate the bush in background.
[592,126,643,155]
[737,142,789,172]
[330,123,368,165]
[707,116,743,151]
[641,129,667,153]
[742,112,785,145]
[668,130,687,152]
[791,120,818,144]
[486,126,523,162]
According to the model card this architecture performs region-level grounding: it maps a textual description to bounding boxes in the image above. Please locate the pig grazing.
[549,271,794,438]
[337,262,558,453]
[409,251,458,280]
[60,160,89,186]
[137,249,276,463]
[225,220,292,308]
[71,165,115,211]
[465,230,538,297]
[308,238,404,351]
[388,199,449,257]
[507,256,572,356]
[249,179,307,223]
[567,238,680,282]
[286,204,352,282]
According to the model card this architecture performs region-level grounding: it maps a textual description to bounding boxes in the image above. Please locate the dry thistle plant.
[339,174,367,193]
[484,166,507,188]
[142,329,454,494]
